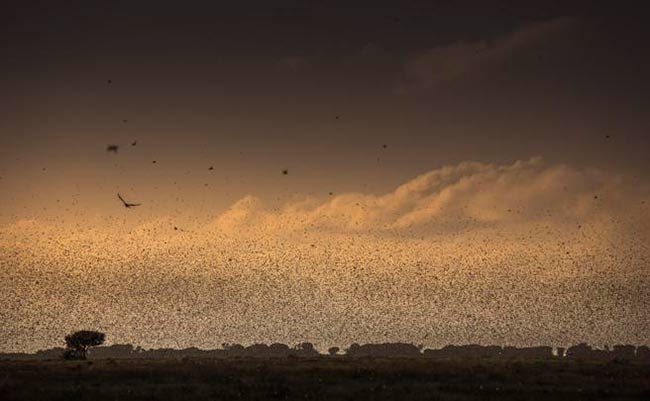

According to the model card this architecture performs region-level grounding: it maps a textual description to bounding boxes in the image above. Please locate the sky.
[1,1,649,352]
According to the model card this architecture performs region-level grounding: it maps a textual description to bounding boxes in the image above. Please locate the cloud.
[2,157,646,243]
[397,17,576,92]
[212,157,647,236]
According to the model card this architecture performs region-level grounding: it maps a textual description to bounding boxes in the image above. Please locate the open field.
[1,358,649,400]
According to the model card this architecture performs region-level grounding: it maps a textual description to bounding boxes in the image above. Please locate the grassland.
[1,357,649,400]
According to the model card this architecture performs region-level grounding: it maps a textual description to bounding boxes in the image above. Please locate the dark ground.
[1,358,649,400]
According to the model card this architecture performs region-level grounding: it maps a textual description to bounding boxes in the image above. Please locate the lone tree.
[63,330,105,360]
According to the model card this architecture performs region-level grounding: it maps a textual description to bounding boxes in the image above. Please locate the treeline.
[2,342,649,361]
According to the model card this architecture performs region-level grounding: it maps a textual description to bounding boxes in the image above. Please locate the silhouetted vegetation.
[63,331,105,360]
[1,341,649,400]
[346,343,421,358]
[0,340,650,362]
[2,342,650,362]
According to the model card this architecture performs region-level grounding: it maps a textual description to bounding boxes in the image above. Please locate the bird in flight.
[106,145,119,153]
[117,193,141,208]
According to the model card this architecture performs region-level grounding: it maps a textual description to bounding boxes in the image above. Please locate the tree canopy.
[63,330,105,360]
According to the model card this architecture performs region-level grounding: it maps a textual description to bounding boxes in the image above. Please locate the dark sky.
[1,1,649,222]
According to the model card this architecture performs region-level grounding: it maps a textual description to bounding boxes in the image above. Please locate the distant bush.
[345,343,421,358]
[63,330,105,360]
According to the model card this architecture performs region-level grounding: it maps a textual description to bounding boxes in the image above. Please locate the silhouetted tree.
[294,342,319,357]
[346,343,361,356]
[63,330,105,360]
[566,342,592,359]
[297,342,314,352]
[328,347,340,356]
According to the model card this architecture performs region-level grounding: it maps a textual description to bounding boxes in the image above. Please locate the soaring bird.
[106,145,119,153]
[117,193,141,208]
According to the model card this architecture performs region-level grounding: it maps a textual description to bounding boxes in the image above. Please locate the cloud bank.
[213,157,646,236]
[398,17,577,92]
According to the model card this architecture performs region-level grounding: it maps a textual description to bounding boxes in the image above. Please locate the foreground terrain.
[1,358,649,400]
